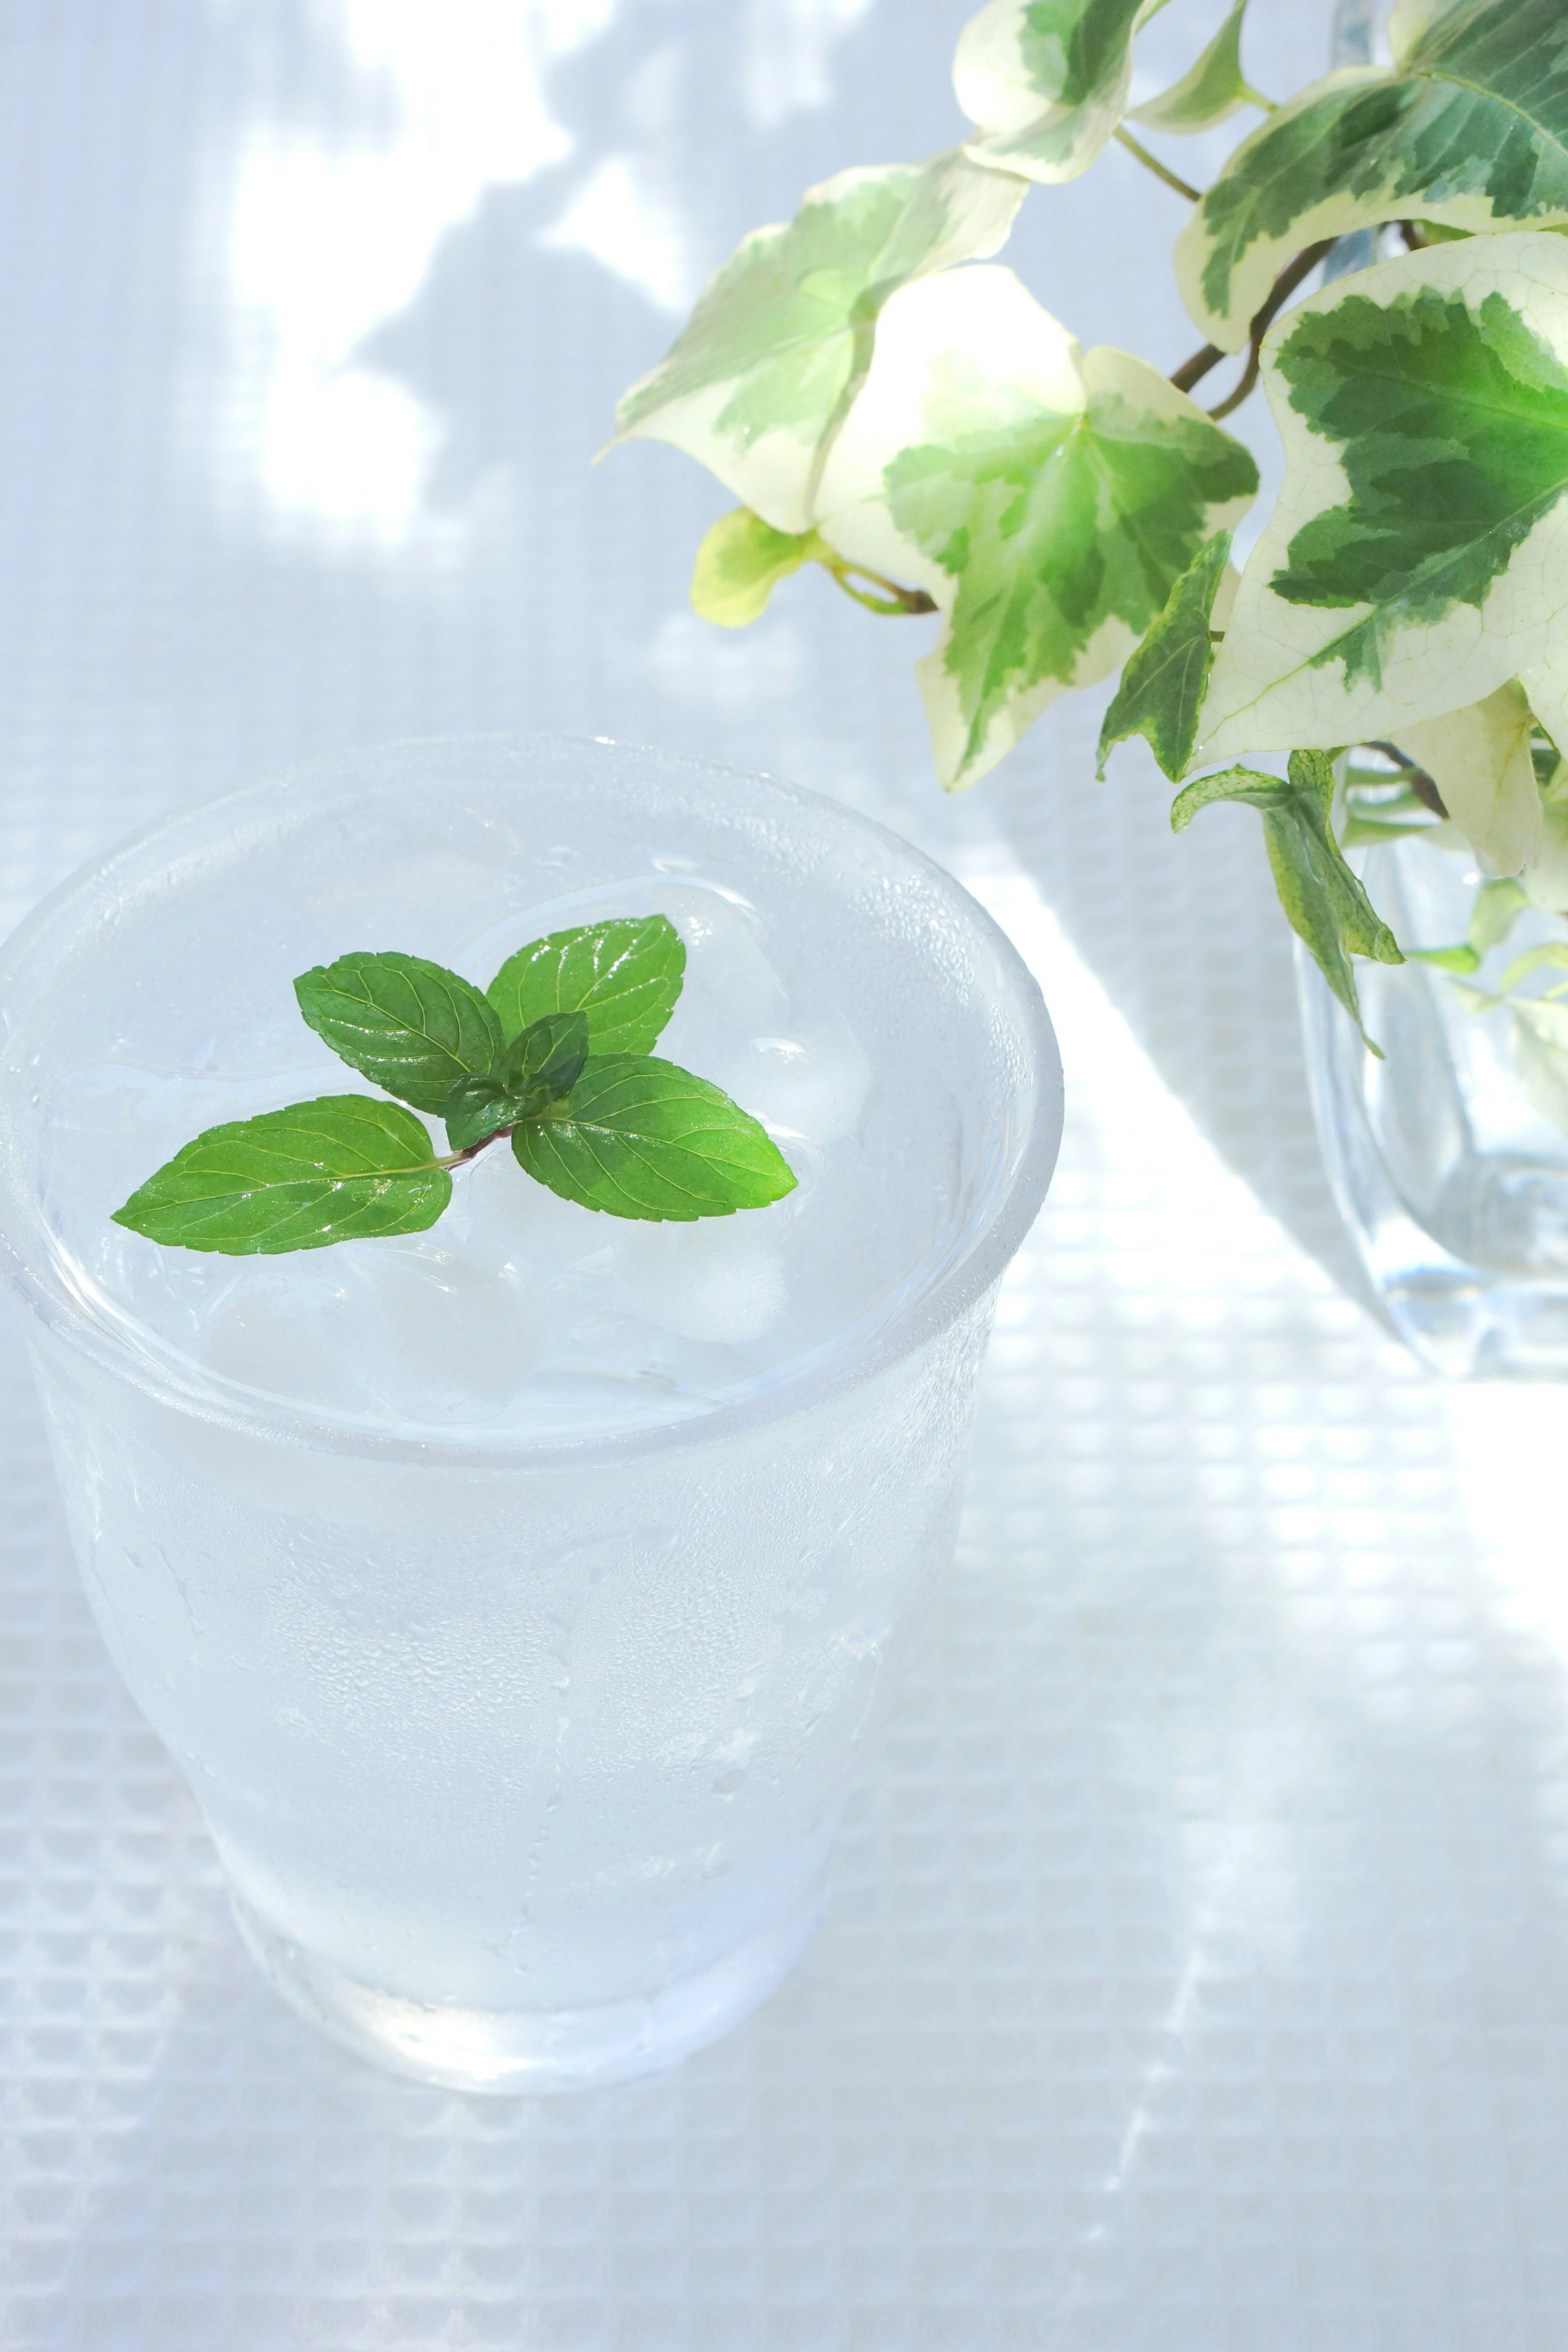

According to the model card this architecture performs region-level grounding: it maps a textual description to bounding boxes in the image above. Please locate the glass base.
[228,1881,828,2094]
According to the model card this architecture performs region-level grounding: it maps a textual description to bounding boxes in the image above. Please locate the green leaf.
[513,1056,797,1223]
[1511,997,1568,1134]
[611,152,1026,535]
[294,952,503,1116]
[815,267,1257,790]
[1175,0,1568,351]
[1412,942,1482,972]
[955,0,1169,184]
[1410,874,1529,971]
[1172,750,1403,1047]
[1396,682,1539,875]
[487,916,685,1056]
[443,1012,590,1153]
[690,508,825,626]
[1130,0,1253,136]
[1471,876,1530,954]
[111,1096,450,1256]
[1526,798,1568,911]
[1499,940,1568,993]
[1198,234,1568,771]
[1096,529,1232,780]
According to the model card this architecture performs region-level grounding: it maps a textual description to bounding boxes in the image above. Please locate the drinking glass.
[0,735,1061,2090]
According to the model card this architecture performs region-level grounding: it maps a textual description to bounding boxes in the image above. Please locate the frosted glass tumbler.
[0,735,1061,2092]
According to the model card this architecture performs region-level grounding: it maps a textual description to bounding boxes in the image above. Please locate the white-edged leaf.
[610,152,1026,535]
[955,0,1169,185]
[1197,234,1568,771]
[1396,682,1540,877]
[815,266,1256,791]
[1176,0,1568,350]
[1130,0,1252,135]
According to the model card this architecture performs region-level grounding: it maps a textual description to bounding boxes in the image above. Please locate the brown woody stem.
[1199,238,1337,422]
[1367,739,1448,817]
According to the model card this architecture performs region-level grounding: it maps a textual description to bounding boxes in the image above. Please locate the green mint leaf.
[1199,236,1568,771]
[512,1055,798,1223]
[294,951,504,1115]
[487,918,686,1056]
[1130,0,1252,136]
[1175,0,1568,351]
[1172,750,1403,1049]
[111,1096,450,1256]
[611,152,1026,536]
[442,1011,590,1152]
[690,508,825,626]
[956,0,1169,185]
[1097,530,1233,780]
[817,272,1257,790]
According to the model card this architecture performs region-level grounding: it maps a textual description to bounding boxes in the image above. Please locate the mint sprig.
[113,918,798,1255]
[442,1010,590,1152]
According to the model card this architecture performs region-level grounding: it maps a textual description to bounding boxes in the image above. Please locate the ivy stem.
[1238,80,1277,112]
[1201,236,1337,421]
[1114,125,1203,202]
[1368,738,1448,817]
[1170,342,1223,394]
[821,557,937,617]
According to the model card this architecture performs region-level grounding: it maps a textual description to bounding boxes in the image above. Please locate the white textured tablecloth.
[5,6,1568,2347]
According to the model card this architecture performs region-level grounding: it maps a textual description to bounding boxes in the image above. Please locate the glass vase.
[1300,828,1568,1379]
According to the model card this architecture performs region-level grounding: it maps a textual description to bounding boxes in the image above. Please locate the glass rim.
[0,731,1063,1469]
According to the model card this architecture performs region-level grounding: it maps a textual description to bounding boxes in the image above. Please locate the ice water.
[0,737,1055,2087]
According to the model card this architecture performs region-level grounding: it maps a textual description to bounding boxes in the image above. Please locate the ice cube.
[735,1016,871,1145]
[608,1215,788,1346]
[657,890,791,1098]
[199,1271,364,1409]
[352,1236,548,1421]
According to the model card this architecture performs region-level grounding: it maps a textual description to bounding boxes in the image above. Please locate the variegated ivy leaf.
[1198,235,1568,772]
[1096,529,1233,781]
[1130,0,1253,136]
[1397,682,1540,878]
[1172,750,1404,1048]
[955,0,1168,185]
[1175,0,1568,351]
[815,267,1257,792]
[610,153,1027,536]
[690,508,824,627]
